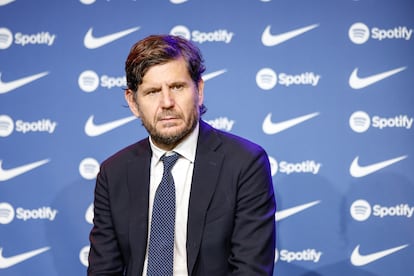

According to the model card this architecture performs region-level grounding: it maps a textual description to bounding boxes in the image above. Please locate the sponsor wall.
[1,0,413,275]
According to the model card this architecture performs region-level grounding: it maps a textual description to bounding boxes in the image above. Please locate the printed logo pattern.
[262,112,319,135]
[84,26,140,49]
[84,115,136,137]
[0,159,50,181]
[2,1,413,275]
[0,72,49,94]
[0,247,50,269]
[349,155,407,178]
[349,67,406,89]
[350,244,409,266]
[0,0,16,6]
[261,24,319,46]
[275,201,321,221]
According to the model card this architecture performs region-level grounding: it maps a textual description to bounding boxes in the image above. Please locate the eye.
[171,83,184,91]
[144,88,160,95]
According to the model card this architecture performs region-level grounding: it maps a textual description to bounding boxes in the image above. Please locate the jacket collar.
[186,120,224,273]
[126,120,224,274]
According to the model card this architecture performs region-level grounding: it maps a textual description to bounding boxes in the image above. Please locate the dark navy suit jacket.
[88,120,276,275]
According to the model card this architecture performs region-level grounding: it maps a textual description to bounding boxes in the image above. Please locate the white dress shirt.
[142,123,199,276]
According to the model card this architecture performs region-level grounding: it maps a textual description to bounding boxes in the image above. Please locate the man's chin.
[159,123,183,134]
[151,130,185,148]
[151,122,195,148]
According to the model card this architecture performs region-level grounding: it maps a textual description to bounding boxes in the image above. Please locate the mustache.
[157,110,181,120]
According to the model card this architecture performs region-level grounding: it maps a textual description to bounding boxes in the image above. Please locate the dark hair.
[125,35,207,114]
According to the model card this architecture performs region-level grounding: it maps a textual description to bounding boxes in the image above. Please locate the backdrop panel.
[1,0,413,275]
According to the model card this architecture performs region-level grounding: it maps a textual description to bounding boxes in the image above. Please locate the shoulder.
[200,120,267,159]
[101,138,150,169]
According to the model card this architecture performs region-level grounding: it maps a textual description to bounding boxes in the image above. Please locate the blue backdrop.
[1,0,413,275]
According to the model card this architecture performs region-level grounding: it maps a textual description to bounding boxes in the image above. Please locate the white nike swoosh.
[85,115,136,137]
[0,72,49,94]
[0,247,50,269]
[0,0,15,6]
[262,112,319,135]
[350,244,408,266]
[349,66,406,89]
[0,159,50,182]
[276,200,320,221]
[202,69,227,81]
[350,155,407,178]
[262,24,319,46]
[84,26,140,49]
[170,0,188,3]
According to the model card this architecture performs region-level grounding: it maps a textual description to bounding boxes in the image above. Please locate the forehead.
[142,57,190,84]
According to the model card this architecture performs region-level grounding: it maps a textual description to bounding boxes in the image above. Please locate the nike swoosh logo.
[262,112,319,135]
[262,24,319,46]
[170,0,188,3]
[0,72,49,94]
[0,247,50,269]
[0,0,15,6]
[276,200,320,221]
[349,66,406,89]
[85,115,136,137]
[202,69,227,81]
[350,244,408,266]
[350,155,407,178]
[84,26,140,49]
[0,159,50,182]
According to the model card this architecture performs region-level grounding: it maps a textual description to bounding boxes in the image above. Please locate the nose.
[160,86,174,108]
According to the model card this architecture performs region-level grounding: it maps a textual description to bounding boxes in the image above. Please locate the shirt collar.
[149,122,199,163]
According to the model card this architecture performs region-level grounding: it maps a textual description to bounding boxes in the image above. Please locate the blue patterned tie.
[147,153,179,276]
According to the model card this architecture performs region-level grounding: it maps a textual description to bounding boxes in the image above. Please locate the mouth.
[159,116,178,121]
[158,115,181,127]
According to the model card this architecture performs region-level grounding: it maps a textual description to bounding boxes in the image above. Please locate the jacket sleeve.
[229,147,276,275]
[88,164,125,275]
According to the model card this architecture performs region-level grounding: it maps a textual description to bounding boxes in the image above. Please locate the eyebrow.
[140,80,189,91]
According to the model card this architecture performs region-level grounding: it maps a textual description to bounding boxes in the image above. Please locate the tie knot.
[161,153,179,171]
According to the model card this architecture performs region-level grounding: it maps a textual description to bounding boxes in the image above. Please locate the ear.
[197,79,204,107]
[125,89,140,117]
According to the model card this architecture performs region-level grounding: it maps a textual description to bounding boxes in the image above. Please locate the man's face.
[125,57,204,150]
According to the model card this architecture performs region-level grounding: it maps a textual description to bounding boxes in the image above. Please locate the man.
[88,34,276,275]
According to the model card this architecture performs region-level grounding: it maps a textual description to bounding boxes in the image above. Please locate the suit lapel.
[187,121,224,274]
[123,123,224,274]
[127,140,152,273]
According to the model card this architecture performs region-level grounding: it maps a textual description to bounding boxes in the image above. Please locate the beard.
[140,106,199,148]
